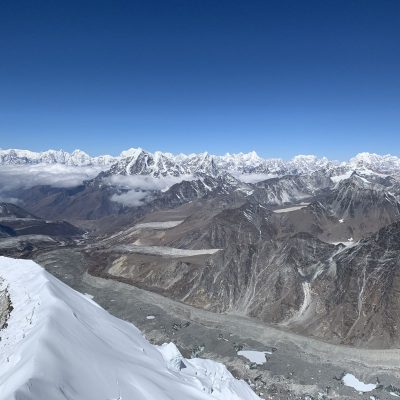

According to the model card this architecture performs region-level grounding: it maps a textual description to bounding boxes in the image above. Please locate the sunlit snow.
[237,350,272,365]
[273,203,309,213]
[134,220,184,229]
[342,373,377,392]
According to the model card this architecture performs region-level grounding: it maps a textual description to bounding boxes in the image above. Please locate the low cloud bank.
[0,164,195,208]
[105,174,194,207]
[110,190,149,207]
[0,164,103,192]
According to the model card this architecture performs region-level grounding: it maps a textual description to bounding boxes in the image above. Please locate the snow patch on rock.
[342,373,377,392]
[237,350,272,365]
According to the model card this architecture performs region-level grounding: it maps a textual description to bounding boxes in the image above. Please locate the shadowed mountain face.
[0,201,83,257]
[0,202,82,237]
[0,224,16,238]
[0,202,38,219]
[2,151,400,348]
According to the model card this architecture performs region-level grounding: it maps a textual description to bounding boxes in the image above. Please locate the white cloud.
[110,190,149,207]
[0,164,195,208]
[0,164,103,192]
[105,174,195,207]
[103,174,194,191]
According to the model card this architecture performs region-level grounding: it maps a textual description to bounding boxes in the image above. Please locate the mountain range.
[2,147,400,177]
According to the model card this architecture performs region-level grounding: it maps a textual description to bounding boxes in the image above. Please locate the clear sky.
[0,0,399,160]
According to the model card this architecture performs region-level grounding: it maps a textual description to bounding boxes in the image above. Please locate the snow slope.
[0,256,259,400]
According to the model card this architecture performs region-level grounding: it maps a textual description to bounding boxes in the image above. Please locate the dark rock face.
[0,288,11,330]
[0,201,82,237]
[0,202,38,219]
[11,184,127,220]
[0,224,16,238]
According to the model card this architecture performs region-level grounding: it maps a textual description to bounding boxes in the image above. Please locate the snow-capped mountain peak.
[349,152,400,174]
[2,147,400,180]
[0,148,117,167]
[119,147,144,159]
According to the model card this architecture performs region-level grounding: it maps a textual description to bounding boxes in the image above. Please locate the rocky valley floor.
[33,247,400,400]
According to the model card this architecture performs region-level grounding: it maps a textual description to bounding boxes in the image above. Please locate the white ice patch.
[273,203,309,213]
[146,315,156,320]
[237,350,272,365]
[117,245,221,257]
[134,220,184,230]
[331,241,357,248]
[342,373,377,392]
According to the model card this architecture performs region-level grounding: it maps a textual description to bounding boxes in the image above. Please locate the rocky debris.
[0,287,12,330]
[191,344,205,358]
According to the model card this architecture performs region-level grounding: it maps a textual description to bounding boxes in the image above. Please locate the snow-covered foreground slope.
[0,256,259,400]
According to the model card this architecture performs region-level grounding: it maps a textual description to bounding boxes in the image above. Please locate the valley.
[32,246,400,399]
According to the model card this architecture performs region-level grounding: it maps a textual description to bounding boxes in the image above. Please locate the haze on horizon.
[1,0,399,159]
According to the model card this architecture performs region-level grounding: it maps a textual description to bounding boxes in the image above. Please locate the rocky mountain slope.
[85,191,400,347]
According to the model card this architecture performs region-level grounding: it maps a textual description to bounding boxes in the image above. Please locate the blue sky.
[0,0,399,160]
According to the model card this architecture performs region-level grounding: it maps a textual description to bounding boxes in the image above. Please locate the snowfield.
[342,373,377,392]
[272,203,309,213]
[116,244,222,257]
[0,256,259,400]
[237,350,272,365]
[134,220,184,230]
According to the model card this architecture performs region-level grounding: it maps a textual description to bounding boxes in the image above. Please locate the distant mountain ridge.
[0,148,116,166]
[2,147,400,177]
